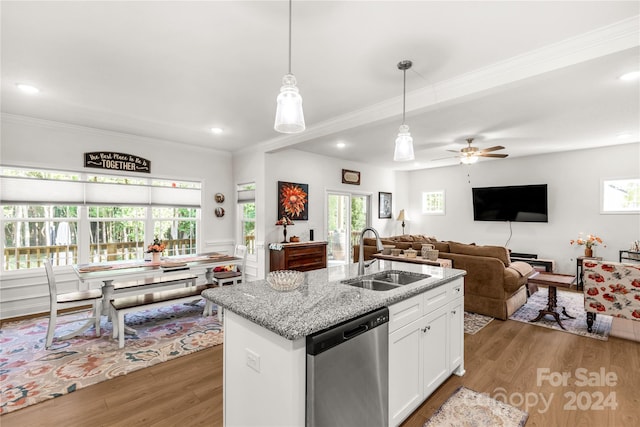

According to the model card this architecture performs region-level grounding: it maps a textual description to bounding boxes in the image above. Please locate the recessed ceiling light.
[16,83,40,94]
[210,127,223,135]
[336,142,346,148]
[619,71,639,81]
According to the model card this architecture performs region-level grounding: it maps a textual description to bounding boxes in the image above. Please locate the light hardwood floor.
[2,318,638,427]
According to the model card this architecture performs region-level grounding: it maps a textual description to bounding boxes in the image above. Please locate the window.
[422,190,445,215]
[238,183,256,256]
[1,166,201,271]
[601,178,640,213]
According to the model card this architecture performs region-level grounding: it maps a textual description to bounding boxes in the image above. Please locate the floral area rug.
[424,386,528,427]
[0,301,222,414]
[509,287,612,340]
[464,312,494,335]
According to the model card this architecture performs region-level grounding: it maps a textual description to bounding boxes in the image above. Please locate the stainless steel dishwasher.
[306,307,389,427]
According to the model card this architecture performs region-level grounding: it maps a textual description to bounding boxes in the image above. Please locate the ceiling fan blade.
[478,153,509,158]
[479,146,505,153]
[432,155,460,161]
[446,150,460,153]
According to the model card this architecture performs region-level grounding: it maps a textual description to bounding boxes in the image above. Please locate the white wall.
[0,115,235,318]
[406,143,640,274]
[262,149,402,270]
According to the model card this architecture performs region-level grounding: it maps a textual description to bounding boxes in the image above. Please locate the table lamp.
[397,209,407,234]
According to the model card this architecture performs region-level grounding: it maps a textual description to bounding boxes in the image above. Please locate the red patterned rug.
[0,301,222,414]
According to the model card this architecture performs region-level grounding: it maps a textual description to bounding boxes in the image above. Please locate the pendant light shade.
[394,60,414,161]
[394,124,415,161]
[274,0,305,134]
[275,74,305,133]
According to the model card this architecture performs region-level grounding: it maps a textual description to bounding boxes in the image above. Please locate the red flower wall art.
[278,181,308,220]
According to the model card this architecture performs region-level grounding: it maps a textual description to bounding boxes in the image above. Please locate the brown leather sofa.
[353,235,534,320]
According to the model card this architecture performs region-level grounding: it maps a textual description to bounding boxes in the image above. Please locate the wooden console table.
[371,253,453,268]
[269,241,327,272]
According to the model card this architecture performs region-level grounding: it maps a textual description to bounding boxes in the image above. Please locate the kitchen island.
[202,260,466,427]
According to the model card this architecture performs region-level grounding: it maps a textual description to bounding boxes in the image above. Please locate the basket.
[267,270,304,291]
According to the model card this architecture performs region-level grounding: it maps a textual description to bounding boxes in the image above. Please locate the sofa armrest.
[439,253,508,299]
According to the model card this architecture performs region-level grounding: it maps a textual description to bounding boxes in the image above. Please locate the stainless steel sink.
[370,270,430,285]
[341,270,430,291]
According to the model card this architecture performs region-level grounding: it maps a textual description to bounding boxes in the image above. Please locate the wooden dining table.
[72,252,240,333]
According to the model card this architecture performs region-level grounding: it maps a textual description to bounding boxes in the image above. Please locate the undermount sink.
[341,270,431,291]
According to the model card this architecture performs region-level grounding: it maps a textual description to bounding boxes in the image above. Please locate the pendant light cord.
[288,0,292,74]
[402,69,406,125]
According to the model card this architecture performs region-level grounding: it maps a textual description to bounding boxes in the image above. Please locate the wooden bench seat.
[110,283,214,348]
[113,272,197,291]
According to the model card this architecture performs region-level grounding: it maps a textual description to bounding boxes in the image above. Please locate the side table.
[576,256,603,290]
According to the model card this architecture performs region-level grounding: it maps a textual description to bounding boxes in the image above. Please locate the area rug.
[464,312,494,335]
[0,301,222,414]
[509,287,612,340]
[424,386,528,427]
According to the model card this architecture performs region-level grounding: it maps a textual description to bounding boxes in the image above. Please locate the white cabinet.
[388,278,465,426]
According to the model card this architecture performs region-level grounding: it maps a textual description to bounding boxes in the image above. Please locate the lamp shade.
[394,124,415,161]
[396,209,406,221]
[274,74,305,133]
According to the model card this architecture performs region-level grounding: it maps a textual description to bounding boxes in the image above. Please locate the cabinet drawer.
[423,285,449,314]
[389,294,422,333]
[448,278,464,300]
[287,247,324,258]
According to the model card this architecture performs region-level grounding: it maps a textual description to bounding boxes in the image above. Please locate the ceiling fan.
[435,138,509,164]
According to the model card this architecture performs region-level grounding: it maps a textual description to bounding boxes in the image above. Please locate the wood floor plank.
[1,319,638,427]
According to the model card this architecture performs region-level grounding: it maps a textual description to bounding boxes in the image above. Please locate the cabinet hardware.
[421,325,431,332]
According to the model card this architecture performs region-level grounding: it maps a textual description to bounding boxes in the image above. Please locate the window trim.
[600,177,640,214]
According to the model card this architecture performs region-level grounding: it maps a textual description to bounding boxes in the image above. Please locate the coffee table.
[371,253,453,268]
[527,272,577,330]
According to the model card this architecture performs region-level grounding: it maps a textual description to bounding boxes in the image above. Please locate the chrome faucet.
[358,227,385,275]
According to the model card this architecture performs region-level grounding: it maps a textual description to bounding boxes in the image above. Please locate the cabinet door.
[389,318,424,426]
[422,305,449,398]
[448,297,464,373]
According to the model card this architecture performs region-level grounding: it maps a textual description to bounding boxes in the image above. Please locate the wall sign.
[84,152,151,173]
[342,169,361,185]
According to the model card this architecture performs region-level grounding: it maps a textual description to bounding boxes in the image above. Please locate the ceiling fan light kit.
[394,60,415,162]
[274,0,305,134]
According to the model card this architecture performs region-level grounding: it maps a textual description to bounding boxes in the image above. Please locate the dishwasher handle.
[343,323,368,340]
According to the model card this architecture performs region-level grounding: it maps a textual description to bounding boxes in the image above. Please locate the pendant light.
[274,0,305,133]
[394,60,415,161]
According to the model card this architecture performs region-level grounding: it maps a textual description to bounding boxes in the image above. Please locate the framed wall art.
[379,192,392,219]
[278,181,308,220]
[342,169,361,185]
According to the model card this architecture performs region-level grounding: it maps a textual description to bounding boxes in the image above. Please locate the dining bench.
[109,272,212,348]
[110,282,215,348]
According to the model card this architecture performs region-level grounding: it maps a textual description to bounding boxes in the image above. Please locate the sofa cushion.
[448,242,511,266]
[509,261,534,277]
[433,241,450,253]
[396,235,414,242]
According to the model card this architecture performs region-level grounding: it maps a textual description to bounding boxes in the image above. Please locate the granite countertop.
[201,260,466,340]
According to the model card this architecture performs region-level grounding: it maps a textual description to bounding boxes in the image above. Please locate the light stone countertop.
[201,260,466,340]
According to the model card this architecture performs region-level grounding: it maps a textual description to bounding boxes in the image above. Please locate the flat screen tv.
[472,184,548,222]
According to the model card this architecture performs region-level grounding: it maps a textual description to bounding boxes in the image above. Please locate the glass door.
[327,192,370,266]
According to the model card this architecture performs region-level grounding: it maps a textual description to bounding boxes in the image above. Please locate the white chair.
[205,245,247,320]
[44,259,103,348]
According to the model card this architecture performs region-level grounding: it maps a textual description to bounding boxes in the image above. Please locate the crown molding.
[258,15,640,153]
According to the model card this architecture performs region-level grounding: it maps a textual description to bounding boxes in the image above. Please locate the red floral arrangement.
[147,237,166,253]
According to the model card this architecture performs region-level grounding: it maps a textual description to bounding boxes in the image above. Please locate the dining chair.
[44,259,103,348]
[206,245,247,320]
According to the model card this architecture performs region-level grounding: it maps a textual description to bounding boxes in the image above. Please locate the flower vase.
[152,252,161,264]
[584,247,593,258]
